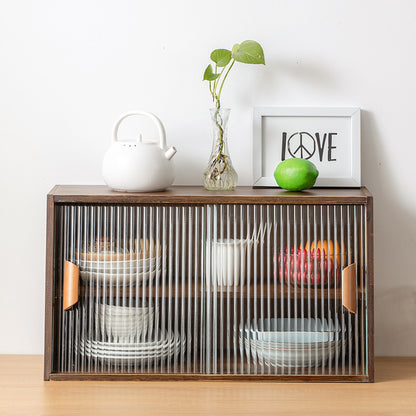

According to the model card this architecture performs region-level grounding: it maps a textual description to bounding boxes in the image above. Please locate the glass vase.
[203,108,238,190]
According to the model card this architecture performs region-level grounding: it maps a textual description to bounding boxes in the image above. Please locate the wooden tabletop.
[49,185,372,204]
[1,356,414,415]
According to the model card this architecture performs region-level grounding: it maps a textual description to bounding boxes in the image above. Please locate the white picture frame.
[253,107,361,188]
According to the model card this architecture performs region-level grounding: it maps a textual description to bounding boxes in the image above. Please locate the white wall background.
[0,0,415,355]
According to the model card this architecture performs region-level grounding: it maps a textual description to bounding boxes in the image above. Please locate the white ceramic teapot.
[102,111,176,192]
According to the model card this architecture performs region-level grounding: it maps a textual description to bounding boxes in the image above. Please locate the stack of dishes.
[239,318,346,368]
[78,238,162,286]
[78,330,185,365]
[95,303,160,343]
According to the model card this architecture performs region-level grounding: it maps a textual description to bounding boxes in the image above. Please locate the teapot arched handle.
[112,111,167,150]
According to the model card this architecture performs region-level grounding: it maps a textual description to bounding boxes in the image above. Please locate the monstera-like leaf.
[203,64,219,81]
[210,49,232,67]
[232,40,265,64]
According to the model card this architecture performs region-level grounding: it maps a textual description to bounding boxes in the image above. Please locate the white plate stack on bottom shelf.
[78,330,185,365]
[239,318,346,368]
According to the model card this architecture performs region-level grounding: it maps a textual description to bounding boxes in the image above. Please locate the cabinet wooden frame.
[44,186,374,382]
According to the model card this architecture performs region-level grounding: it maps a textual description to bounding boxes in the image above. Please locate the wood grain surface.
[1,356,414,416]
[49,185,371,205]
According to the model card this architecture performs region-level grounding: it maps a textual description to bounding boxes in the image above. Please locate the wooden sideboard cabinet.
[44,186,374,382]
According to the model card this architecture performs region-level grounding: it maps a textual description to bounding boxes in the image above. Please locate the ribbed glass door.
[52,203,368,377]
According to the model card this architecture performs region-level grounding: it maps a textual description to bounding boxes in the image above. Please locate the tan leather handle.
[63,261,79,310]
[342,263,357,313]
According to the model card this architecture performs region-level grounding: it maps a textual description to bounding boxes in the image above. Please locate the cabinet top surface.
[48,185,372,204]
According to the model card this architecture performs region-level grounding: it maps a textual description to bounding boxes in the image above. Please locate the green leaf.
[203,64,220,81]
[232,40,265,65]
[232,43,240,55]
[210,49,232,67]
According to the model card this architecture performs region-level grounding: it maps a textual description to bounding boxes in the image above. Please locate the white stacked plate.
[78,255,162,286]
[95,303,160,342]
[78,331,185,365]
[239,318,346,368]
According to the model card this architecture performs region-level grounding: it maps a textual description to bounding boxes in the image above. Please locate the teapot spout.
[165,146,177,160]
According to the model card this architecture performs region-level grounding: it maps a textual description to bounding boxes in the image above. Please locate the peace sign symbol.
[287,132,316,160]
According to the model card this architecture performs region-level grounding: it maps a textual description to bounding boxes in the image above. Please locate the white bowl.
[207,239,252,286]
[96,306,159,341]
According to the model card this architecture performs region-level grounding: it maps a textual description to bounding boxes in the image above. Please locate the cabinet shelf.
[79,282,363,300]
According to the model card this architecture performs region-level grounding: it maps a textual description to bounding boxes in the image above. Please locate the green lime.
[274,158,319,191]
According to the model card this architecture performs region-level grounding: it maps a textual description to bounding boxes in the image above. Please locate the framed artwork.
[252,107,361,187]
